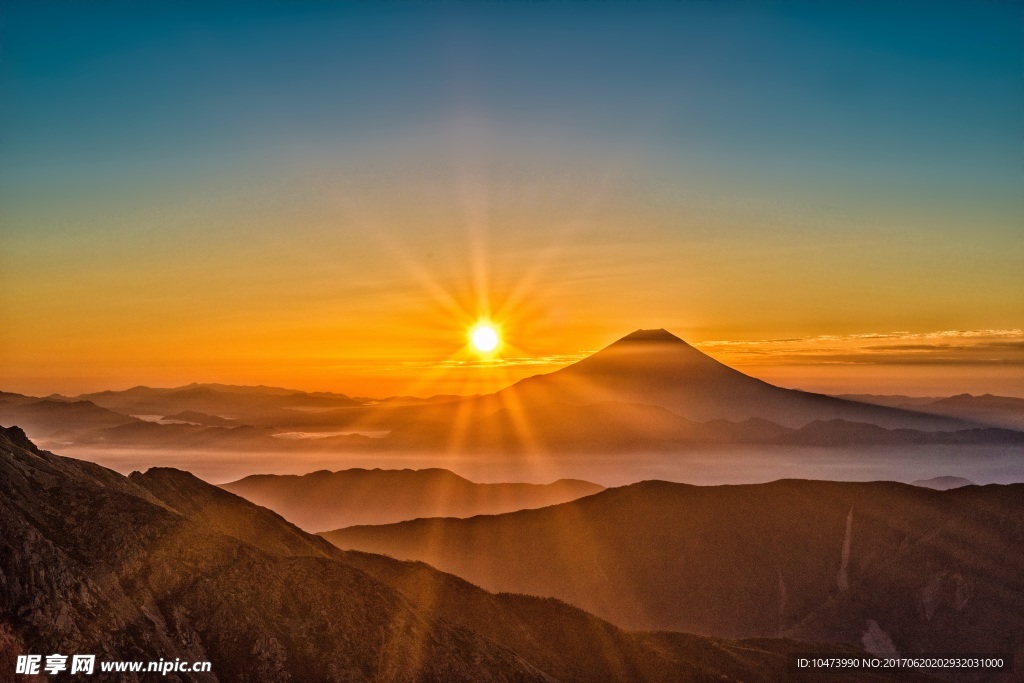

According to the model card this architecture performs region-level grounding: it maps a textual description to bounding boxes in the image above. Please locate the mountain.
[4,330,1010,454]
[840,394,1024,431]
[10,394,1017,456]
[386,400,1023,453]
[0,391,39,406]
[69,383,365,419]
[221,468,604,531]
[912,476,976,490]
[494,330,972,430]
[0,425,548,682]
[323,478,1024,674]
[4,331,1015,455]
[916,395,1024,431]
[0,399,139,439]
[774,420,1024,447]
[0,426,926,683]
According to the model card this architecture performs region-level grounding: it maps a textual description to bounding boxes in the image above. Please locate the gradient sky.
[2,0,1022,397]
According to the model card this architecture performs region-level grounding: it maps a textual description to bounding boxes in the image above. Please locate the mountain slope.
[0,399,138,439]
[0,427,549,682]
[323,478,1024,671]
[0,425,923,682]
[133,466,935,683]
[221,468,604,531]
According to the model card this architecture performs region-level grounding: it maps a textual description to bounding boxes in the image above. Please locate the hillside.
[323,478,1024,675]
[221,468,604,531]
[0,425,926,682]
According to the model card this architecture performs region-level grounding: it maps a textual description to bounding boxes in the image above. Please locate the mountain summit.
[613,328,686,343]
[499,329,966,429]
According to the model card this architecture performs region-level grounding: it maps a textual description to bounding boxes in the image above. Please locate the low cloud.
[695,329,1024,366]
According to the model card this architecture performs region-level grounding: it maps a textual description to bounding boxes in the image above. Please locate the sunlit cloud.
[695,329,1024,366]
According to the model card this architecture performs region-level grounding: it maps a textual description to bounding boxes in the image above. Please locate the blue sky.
[4,1,1020,194]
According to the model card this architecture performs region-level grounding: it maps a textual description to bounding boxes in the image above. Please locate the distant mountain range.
[53,382,366,417]
[0,426,931,682]
[0,398,139,437]
[2,330,1022,454]
[840,393,1024,431]
[323,478,1024,670]
[221,469,604,531]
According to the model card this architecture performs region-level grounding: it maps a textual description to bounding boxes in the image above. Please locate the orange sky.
[3,2,1022,399]
[2,186,1021,397]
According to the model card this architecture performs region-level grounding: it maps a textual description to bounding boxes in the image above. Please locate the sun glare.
[470,323,500,353]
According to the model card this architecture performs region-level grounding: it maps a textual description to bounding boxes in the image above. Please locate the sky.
[2,0,1022,398]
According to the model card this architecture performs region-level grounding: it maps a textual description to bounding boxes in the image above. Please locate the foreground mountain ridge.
[1,425,930,682]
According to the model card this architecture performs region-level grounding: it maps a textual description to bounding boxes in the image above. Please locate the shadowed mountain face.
[221,469,604,532]
[495,330,970,430]
[323,479,1024,678]
[1,426,929,683]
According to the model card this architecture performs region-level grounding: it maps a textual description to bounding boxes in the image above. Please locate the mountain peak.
[616,329,687,344]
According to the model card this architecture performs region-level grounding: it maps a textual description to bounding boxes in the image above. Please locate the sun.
[469,323,500,353]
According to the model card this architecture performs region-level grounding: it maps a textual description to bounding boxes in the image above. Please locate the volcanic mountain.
[3,330,1006,455]
[494,329,970,430]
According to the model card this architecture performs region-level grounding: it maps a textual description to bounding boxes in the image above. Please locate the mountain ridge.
[322,476,1024,673]
[0,424,929,682]
[221,468,606,531]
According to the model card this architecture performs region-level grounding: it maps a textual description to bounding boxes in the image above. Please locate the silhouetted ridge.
[324,477,1024,675]
[222,468,604,531]
[2,427,925,682]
